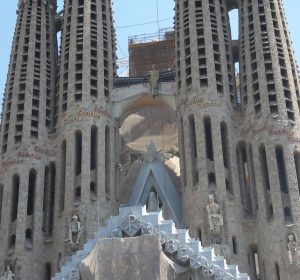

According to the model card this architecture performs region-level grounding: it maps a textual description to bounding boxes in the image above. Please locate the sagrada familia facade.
[0,0,300,279]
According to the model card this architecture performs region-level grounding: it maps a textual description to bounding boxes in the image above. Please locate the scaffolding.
[128,28,175,77]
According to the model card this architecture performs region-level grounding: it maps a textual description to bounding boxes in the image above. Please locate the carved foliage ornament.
[121,213,142,236]
[0,266,14,280]
[69,268,79,280]
[53,208,247,280]
[112,212,237,279]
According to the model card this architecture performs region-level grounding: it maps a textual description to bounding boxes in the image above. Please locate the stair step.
[52,206,248,280]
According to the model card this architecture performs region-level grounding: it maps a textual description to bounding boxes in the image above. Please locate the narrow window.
[208,172,216,189]
[198,229,202,243]
[275,146,293,224]
[276,146,289,193]
[45,263,51,280]
[27,169,36,216]
[10,234,16,248]
[42,165,49,234]
[75,130,82,176]
[59,141,66,212]
[232,236,238,254]
[25,228,32,243]
[248,145,258,212]
[90,181,96,199]
[0,184,3,226]
[105,125,110,198]
[259,144,273,220]
[294,151,300,195]
[220,122,233,194]
[42,163,56,236]
[75,186,81,201]
[49,163,56,235]
[275,262,281,280]
[91,126,98,170]
[11,174,20,222]
[236,142,253,216]
[180,117,187,187]
[58,253,62,271]
[189,115,199,185]
[204,116,214,161]
[189,115,198,157]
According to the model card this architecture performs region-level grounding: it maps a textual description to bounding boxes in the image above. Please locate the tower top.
[18,0,56,8]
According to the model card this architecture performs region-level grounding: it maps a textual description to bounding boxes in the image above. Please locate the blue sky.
[0,0,299,96]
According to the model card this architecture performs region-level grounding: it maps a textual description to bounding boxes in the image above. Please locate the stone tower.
[176,0,300,279]
[0,0,299,279]
[54,0,117,259]
[0,0,117,279]
[0,0,58,278]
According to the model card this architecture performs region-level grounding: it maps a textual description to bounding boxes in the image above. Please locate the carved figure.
[121,213,141,237]
[69,268,79,279]
[149,64,159,97]
[206,195,223,240]
[141,222,154,235]
[147,191,159,212]
[287,233,297,264]
[0,265,14,280]
[69,215,81,245]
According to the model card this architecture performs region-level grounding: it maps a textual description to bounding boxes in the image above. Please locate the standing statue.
[147,191,159,212]
[69,215,82,245]
[287,233,298,264]
[206,195,223,242]
[149,64,160,97]
[0,265,14,280]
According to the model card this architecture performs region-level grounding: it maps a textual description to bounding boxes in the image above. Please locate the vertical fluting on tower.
[232,0,300,279]
[0,1,58,279]
[176,0,300,277]
[176,0,241,260]
[0,0,57,153]
[54,0,116,263]
[57,0,115,113]
[176,0,235,98]
[239,0,300,121]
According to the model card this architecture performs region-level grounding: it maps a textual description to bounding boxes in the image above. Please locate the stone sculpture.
[287,233,298,264]
[69,215,82,245]
[206,195,223,242]
[149,64,159,97]
[147,191,159,212]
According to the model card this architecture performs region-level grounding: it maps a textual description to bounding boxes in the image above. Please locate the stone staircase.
[52,206,249,280]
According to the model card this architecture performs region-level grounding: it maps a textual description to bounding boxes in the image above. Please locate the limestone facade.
[0,0,299,279]
[176,0,300,279]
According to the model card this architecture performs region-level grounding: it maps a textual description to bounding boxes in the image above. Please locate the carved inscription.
[241,124,300,143]
[180,97,223,110]
[17,145,56,160]
[0,159,24,174]
[63,106,110,126]
[0,145,56,174]
[2,159,24,168]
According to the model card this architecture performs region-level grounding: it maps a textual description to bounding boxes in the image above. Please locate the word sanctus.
[63,108,110,126]
[241,123,300,143]
[180,97,223,110]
